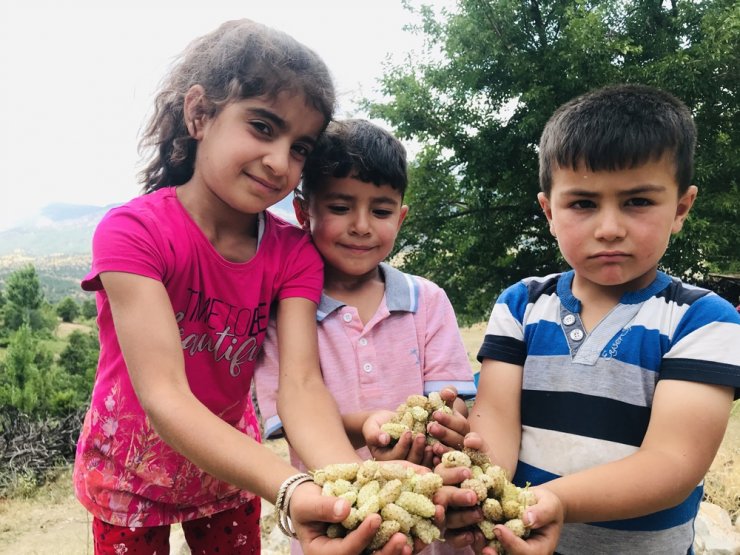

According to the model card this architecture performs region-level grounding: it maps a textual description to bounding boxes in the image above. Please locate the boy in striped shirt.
[451,84,740,554]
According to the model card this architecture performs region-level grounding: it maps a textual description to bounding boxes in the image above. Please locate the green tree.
[56,297,80,323]
[81,298,98,320]
[59,330,99,378]
[0,325,54,414]
[370,0,739,322]
[1,265,55,333]
[51,330,99,411]
[0,326,95,415]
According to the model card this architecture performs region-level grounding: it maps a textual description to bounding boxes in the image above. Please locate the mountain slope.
[0,203,116,257]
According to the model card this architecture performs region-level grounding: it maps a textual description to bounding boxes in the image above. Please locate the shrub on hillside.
[0,407,85,497]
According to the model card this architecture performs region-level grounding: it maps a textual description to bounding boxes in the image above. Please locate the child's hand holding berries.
[363,388,471,468]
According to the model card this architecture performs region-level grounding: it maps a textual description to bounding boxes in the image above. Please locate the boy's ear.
[537,192,555,235]
[293,197,310,230]
[672,185,698,234]
[397,204,409,231]
[183,85,208,139]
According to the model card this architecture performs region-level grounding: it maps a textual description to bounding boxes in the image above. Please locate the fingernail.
[333,500,345,517]
[494,528,502,539]
[525,510,535,526]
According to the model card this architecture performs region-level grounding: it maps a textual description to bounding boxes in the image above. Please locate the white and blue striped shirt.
[478,270,740,554]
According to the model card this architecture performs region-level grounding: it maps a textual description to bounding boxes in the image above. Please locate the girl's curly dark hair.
[138,19,335,192]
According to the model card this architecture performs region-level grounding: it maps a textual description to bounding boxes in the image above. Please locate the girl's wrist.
[275,473,314,538]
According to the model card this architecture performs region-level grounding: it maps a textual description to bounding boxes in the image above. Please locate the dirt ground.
[1,325,737,553]
[0,439,292,555]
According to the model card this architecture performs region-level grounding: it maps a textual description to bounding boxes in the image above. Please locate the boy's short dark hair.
[300,119,408,199]
[539,84,696,197]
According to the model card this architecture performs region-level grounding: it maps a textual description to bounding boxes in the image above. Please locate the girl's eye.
[291,144,311,159]
[250,121,272,136]
[328,205,349,214]
[626,198,653,207]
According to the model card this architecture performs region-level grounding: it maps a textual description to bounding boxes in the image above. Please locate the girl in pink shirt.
[74,19,410,555]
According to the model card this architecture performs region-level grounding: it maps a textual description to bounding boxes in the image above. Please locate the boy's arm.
[252,320,283,440]
[341,410,376,448]
[440,357,526,551]
[420,282,478,399]
[276,297,362,468]
[541,379,733,523]
[416,283,478,454]
[468,358,523,476]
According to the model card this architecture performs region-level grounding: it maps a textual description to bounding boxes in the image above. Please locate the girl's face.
[186,90,326,217]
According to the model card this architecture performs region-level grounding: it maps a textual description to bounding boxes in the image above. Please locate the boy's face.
[295,176,408,281]
[538,155,697,298]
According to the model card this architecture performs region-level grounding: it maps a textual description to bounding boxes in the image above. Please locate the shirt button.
[363,363,373,373]
[359,338,368,346]
[342,313,352,322]
[570,329,584,341]
[563,314,576,326]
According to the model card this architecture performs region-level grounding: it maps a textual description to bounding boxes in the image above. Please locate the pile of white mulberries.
[379,392,453,445]
[441,448,536,553]
[312,460,443,552]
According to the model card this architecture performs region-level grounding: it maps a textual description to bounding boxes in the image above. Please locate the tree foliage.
[1,265,56,334]
[81,298,98,320]
[370,0,739,322]
[59,330,99,380]
[56,297,80,323]
[0,325,96,416]
[0,264,99,494]
[0,325,54,414]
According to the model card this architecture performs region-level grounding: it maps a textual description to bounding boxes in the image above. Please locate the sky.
[0,0,451,230]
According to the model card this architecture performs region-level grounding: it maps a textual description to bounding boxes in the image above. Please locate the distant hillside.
[0,197,299,259]
[0,203,116,257]
[0,198,299,303]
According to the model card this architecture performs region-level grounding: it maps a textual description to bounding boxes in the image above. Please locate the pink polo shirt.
[254,261,476,451]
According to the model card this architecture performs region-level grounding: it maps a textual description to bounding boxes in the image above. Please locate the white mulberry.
[396,491,436,518]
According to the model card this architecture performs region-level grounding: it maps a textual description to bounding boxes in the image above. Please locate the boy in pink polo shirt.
[255,119,477,554]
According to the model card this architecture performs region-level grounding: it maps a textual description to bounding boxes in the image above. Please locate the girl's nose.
[263,143,290,177]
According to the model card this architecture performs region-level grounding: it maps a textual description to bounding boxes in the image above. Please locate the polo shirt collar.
[315,262,420,322]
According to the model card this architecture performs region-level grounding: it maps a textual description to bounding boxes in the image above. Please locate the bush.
[0,407,85,497]
[56,297,80,323]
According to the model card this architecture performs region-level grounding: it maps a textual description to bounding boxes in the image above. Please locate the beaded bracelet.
[274,472,314,538]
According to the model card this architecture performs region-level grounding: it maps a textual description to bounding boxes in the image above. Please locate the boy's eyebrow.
[562,184,668,197]
[323,191,400,204]
[619,184,668,195]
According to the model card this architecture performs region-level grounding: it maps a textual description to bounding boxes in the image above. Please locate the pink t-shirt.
[74,187,323,527]
[255,263,476,554]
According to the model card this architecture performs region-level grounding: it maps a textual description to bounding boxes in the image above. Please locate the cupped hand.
[291,481,413,555]
[364,410,434,466]
[426,386,472,465]
[481,486,563,555]
[429,456,479,549]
